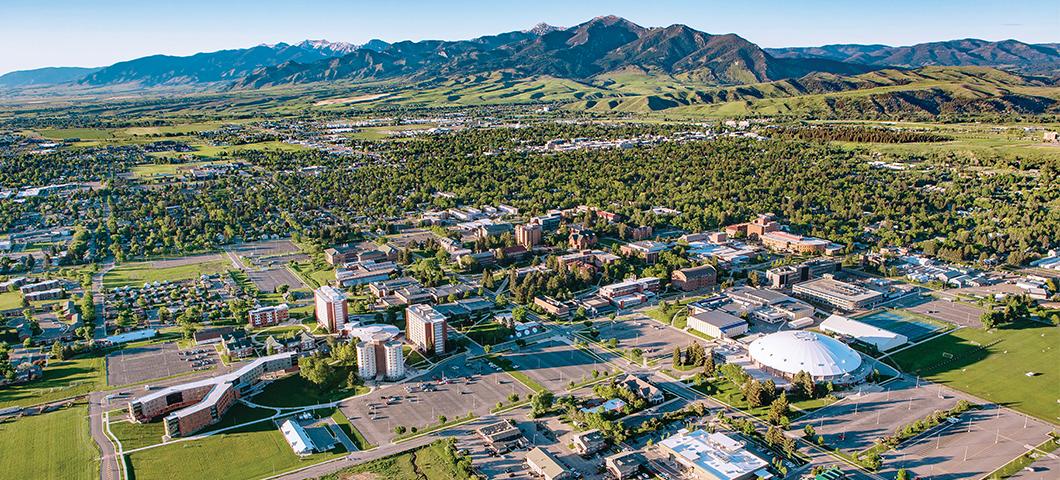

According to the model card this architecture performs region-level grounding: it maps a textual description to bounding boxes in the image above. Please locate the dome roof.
[748,330,862,379]
[347,324,401,343]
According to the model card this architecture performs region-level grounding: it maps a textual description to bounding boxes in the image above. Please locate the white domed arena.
[748,330,866,383]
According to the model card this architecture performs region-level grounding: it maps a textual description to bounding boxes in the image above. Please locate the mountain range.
[766,39,1060,74]
[1,15,1058,119]
[2,16,1058,90]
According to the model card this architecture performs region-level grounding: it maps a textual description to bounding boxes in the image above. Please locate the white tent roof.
[820,314,908,352]
[748,330,862,379]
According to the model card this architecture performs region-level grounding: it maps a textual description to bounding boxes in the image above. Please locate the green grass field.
[126,421,342,480]
[890,324,1059,422]
[129,160,223,179]
[463,321,512,346]
[108,417,166,451]
[0,355,106,409]
[0,290,24,310]
[317,439,472,480]
[251,374,368,408]
[0,404,98,480]
[103,258,230,288]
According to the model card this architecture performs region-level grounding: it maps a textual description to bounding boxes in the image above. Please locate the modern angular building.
[128,352,298,438]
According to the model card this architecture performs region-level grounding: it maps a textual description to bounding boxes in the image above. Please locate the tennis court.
[856,309,941,341]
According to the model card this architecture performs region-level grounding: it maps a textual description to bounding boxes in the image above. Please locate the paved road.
[88,391,122,480]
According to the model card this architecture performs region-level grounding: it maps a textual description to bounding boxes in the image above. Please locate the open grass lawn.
[199,402,275,433]
[463,321,512,346]
[126,421,342,480]
[103,258,230,288]
[251,373,368,408]
[0,355,105,409]
[0,290,23,311]
[890,324,1059,422]
[108,417,166,451]
[318,439,471,480]
[37,127,116,140]
[0,404,98,480]
[190,141,308,158]
[327,407,374,450]
[129,160,222,179]
[288,261,333,289]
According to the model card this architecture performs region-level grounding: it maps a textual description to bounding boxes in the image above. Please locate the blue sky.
[2,0,1057,74]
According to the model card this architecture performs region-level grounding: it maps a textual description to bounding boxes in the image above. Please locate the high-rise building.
[515,223,542,249]
[383,341,405,379]
[347,324,405,381]
[314,286,348,332]
[406,304,447,355]
[355,341,376,380]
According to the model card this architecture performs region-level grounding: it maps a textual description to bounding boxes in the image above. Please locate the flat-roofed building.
[526,447,571,480]
[761,231,843,255]
[766,259,840,289]
[515,223,543,249]
[793,277,883,311]
[658,429,770,480]
[687,309,747,339]
[314,286,348,332]
[599,277,660,301]
[476,419,524,451]
[620,240,669,264]
[248,304,289,328]
[571,429,608,455]
[672,265,718,292]
[534,296,570,319]
[606,451,643,479]
[406,304,447,355]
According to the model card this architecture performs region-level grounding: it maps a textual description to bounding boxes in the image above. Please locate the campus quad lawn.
[108,417,166,451]
[0,404,98,480]
[0,355,105,409]
[463,321,513,346]
[318,439,472,480]
[890,324,1060,422]
[251,373,368,408]
[126,422,342,480]
[103,258,230,288]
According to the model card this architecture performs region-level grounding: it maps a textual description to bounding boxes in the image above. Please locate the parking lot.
[907,300,984,328]
[248,268,307,292]
[106,342,217,386]
[882,402,1054,480]
[596,313,709,363]
[505,339,606,392]
[339,355,531,446]
[794,377,965,452]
